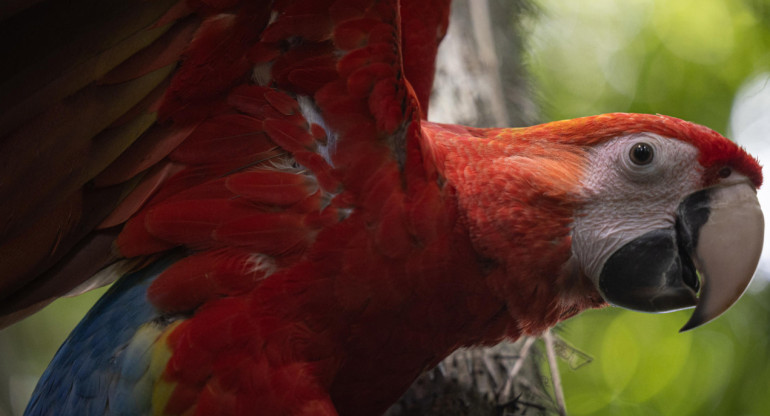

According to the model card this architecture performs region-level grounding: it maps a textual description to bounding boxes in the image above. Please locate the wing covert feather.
[0,0,452,345]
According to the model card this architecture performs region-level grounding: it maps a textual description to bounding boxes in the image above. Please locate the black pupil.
[631,143,653,165]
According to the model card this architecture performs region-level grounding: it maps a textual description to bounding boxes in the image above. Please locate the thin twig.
[497,336,536,402]
[544,330,567,416]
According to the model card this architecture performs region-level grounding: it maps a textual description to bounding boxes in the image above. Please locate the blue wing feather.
[25,259,176,416]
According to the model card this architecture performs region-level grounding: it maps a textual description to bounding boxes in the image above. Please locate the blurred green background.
[528,0,770,132]
[2,0,770,415]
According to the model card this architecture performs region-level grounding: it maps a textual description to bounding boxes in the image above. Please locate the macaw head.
[425,113,763,333]
[565,114,763,331]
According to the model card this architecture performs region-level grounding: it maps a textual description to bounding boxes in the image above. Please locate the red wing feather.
[0,3,453,376]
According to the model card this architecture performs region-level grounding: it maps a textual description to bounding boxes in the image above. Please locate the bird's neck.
[419,121,606,334]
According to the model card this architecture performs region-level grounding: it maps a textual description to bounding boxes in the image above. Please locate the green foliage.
[556,289,770,415]
[0,287,108,416]
[528,0,770,133]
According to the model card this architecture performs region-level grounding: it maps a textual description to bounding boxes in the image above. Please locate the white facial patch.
[570,133,705,287]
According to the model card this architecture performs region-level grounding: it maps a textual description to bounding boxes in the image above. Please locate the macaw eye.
[629,142,654,165]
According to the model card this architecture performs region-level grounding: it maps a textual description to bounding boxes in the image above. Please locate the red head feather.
[506,113,763,188]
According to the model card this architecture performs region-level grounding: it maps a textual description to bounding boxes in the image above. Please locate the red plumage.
[0,0,764,415]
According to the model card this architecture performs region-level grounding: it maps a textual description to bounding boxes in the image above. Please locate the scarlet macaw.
[0,0,763,415]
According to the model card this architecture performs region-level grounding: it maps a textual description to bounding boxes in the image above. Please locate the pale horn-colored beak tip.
[680,182,764,332]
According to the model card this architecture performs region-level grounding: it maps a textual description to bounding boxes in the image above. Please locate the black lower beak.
[597,183,763,330]
[599,227,699,312]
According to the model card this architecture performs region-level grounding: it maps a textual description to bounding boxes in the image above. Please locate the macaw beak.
[598,181,764,331]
